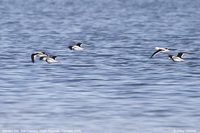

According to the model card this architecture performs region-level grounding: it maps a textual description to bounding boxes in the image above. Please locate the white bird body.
[71,45,84,51]
[68,43,84,51]
[40,56,58,64]
[46,57,58,63]
[169,55,184,62]
[168,52,189,62]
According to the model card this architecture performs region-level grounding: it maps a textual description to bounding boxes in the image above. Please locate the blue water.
[0,0,200,133]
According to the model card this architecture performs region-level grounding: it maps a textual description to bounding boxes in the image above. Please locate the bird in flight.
[150,47,176,58]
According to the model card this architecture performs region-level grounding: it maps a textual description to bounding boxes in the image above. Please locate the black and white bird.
[31,52,48,63]
[68,42,84,51]
[40,55,58,64]
[150,47,176,58]
[168,52,186,62]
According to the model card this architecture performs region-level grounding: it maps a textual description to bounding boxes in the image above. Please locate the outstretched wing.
[76,43,82,47]
[168,55,175,62]
[150,49,162,58]
[31,53,36,63]
[177,52,184,58]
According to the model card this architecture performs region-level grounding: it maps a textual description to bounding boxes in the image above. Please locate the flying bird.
[150,47,176,58]
[68,42,84,51]
[31,52,48,63]
[168,55,184,62]
[168,52,191,62]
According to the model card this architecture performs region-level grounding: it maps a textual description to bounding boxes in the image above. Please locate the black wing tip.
[31,53,36,63]
[150,50,161,58]
[168,55,175,61]
[76,42,82,47]
[177,52,184,58]
[68,46,73,50]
